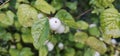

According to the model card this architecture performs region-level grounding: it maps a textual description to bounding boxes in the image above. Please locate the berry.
[46,42,54,51]
[111,39,117,45]
[58,42,64,50]
[94,51,100,56]
[55,25,65,34]
[37,13,44,19]
[49,17,61,31]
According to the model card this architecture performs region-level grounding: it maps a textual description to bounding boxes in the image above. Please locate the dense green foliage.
[0,0,120,56]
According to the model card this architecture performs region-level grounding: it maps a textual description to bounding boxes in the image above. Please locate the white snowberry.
[58,42,64,50]
[89,24,96,28]
[37,13,44,19]
[94,51,100,56]
[49,17,62,31]
[55,25,65,34]
[46,42,54,51]
[114,50,119,56]
[111,39,117,45]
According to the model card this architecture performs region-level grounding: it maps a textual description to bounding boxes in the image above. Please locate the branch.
[0,0,10,8]
[76,8,92,19]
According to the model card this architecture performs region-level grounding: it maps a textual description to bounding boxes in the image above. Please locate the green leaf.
[17,4,38,27]
[55,9,78,29]
[21,27,33,43]
[1,33,12,41]
[49,35,58,45]
[6,10,15,23]
[51,0,63,10]
[88,25,100,37]
[0,28,12,41]
[31,17,50,49]
[9,48,20,56]
[22,34,33,43]
[66,2,77,11]
[16,43,22,50]
[68,33,74,41]
[13,33,21,42]
[39,46,48,56]
[35,0,56,14]
[64,47,75,56]
[86,37,107,54]
[20,48,33,56]
[14,19,22,30]
[0,27,6,36]
[75,43,85,49]
[9,47,33,56]
[84,48,95,56]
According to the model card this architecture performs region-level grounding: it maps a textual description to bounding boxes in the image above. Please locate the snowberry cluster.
[49,17,65,34]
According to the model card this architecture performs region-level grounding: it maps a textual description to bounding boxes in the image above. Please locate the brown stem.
[0,0,10,8]
[76,8,92,19]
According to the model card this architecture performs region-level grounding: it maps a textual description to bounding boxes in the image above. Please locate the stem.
[76,8,92,19]
[0,0,10,8]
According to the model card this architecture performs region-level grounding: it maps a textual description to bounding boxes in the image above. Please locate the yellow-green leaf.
[31,17,50,49]
[77,20,89,30]
[0,10,14,26]
[17,4,38,27]
[100,8,120,38]
[86,37,107,54]
[21,27,33,43]
[35,0,55,14]
[39,47,48,56]
[74,31,88,44]
[55,9,78,29]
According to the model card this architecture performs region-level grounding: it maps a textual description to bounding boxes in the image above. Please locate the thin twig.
[76,8,92,19]
[0,0,10,8]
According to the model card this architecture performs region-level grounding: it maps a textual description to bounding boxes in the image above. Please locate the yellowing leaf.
[100,8,120,38]
[86,37,107,54]
[90,0,114,14]
[17,4,38,27]
[74,31,88,44]
[77,21,89,30]
[35,0,55,14]
[39,47,48,56]
[0,10,14,26]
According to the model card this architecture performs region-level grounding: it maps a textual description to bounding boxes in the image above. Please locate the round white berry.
[94,51,100,56]
[11,45,16,48]
[55,25,65,34]
[89,24,96,28]
[111,39,117,45]
[49,17,62,31]
[58,42,64,50]
[114,50,119,56]
[46,42,54,51]
[44,40,49,45]
[99,37,104,41]
[37,13,44,19]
